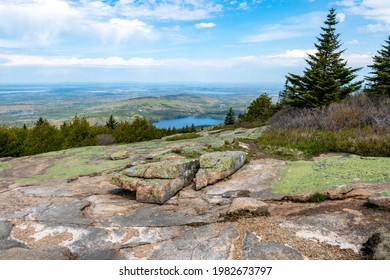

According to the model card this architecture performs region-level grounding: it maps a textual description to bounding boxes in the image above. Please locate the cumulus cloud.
[0,0,81,45]
[336,0,390,31]
[194,22,217,29]
[0,0,224,47]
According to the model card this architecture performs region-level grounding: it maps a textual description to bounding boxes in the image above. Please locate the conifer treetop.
[282,8,362,108]
[365,35,390,97]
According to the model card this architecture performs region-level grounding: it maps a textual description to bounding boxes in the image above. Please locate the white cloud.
[336,0,390,31]
[0,49,320,69]
[91,18,157,43]
[343,53,373,64]
[0,0,82,45]
[0,0,223,47]
[194,22,217,29]
[0,54,165,67]
[360,23,390,32]
[336,12,346,23]
[0,0,161,47]
[239,2,249,10]
[113,0,223,21]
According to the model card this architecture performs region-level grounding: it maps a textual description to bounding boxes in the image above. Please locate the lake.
[153,116,224,129]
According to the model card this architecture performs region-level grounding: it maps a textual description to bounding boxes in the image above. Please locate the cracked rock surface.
[0,127,389,259]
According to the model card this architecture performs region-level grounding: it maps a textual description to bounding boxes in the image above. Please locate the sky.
[0,0,389,84]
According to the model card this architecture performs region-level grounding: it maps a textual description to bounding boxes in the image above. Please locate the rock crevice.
[110,151,246,204]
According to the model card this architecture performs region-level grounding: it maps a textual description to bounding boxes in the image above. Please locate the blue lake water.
[154,116,224,129]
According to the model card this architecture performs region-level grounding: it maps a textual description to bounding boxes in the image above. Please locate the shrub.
[270,93,390,130]
[307,193,328,203]
[257,93,390,157]
[95,134,116,146]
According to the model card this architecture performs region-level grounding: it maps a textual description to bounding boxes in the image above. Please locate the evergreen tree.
[245,94,273,121]
[224,107,236,125]
[365,36,390,97]
[283,8,362,108]
[61,114,92,148]
[105,114,118,130]
[24,118,63,155]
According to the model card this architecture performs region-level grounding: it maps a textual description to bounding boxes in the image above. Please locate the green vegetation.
[307,193,328,203]
[14,144,132,183]
[0,115,197,158]
[224,107,235,125]
[105,114,118,130]
[272,155,390,195]
[365,35,390,97]
[240,94,276,122]
[255,10,389,159]
[165,133,200,141]
[257,93,390,157]
[282,8,362,108]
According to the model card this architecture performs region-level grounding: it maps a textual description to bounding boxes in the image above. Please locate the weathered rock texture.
[111,151,248,204]
[124,159,199,180]
[0,127,389,260]
[242,231,304,260]
[195,151,246,190]
[367,193,390,210]
[111,159,199,204]
[361,228,390,260]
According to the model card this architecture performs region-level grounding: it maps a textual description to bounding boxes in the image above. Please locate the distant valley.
[0,83,281,127]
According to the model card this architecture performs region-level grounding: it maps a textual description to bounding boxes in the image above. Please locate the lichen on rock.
[195,151,246,190]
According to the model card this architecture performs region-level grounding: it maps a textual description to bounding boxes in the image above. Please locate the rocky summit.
[110,152,246,204]
[0,127,389,260]
[110,159,200,204]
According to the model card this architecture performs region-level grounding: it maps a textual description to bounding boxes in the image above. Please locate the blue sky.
[0,0,389,84]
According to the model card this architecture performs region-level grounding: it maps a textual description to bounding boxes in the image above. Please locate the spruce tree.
[106,114,118,130]
[245,94,273,121]
[283,8,362,108]
[365,36,390,97]
[224,107,235,125]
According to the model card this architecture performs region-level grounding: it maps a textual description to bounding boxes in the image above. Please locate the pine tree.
[244,94,273,121]
[283,8,362,108]
[224,107,235,125]
[105,114,118,130]
[365,36,390,97]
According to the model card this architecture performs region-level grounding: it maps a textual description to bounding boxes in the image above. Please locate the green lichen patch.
[17,156,129,183]
[274,155,390,195]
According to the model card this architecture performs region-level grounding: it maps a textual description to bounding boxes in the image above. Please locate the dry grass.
[257,93,390,157]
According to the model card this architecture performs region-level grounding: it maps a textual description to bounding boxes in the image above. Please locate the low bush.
[257,93,390,157]
[96,134,116,146]
[307,193,328,203]
[270,93,389,130]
